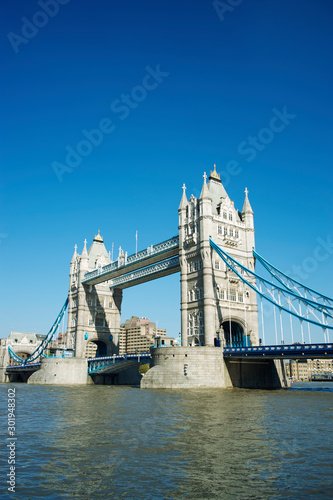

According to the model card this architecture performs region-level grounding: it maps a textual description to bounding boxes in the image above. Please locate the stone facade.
[178,166,259,348]
[141,347,232,389]
[67,231,122,358]
[286,359,333,381]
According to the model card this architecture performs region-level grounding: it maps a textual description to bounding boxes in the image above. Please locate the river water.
[1,382,333,499]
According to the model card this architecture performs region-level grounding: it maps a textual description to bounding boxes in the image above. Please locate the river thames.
[1,382,333,499]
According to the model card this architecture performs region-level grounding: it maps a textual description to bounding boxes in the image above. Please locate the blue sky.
[1,0,332,344]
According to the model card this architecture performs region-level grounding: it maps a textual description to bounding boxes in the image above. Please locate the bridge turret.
[67,233,123,359]
[242,187,254,229]
[70,244,78,264]
[241,187,255,263]
[178,183,189,346]
[199,170,216,347]
[79,239,89,274]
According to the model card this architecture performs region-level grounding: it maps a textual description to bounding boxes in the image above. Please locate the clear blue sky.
[1,0,332,344]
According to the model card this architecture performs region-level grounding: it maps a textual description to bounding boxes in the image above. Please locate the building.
[178,166,259,347]
[119,316,174,354]
[285,359,333,381]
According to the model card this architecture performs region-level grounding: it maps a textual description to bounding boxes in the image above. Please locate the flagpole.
[136,231,138,255]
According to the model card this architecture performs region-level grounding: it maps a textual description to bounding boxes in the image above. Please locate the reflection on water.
[1,383,332,499]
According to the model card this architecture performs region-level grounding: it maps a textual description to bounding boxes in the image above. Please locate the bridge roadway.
[87,353,151,374]
[6,344,333,378]
[224,343,333,359]
[82,235,180,287]
[6,362,41,373]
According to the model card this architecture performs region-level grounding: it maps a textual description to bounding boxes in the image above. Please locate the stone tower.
[178,166,259,348]
[66,231,122,358]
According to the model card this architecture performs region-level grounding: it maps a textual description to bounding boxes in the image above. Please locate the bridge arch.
[221,318,247,347]
[9,351,31,365]
[84,340,107,358]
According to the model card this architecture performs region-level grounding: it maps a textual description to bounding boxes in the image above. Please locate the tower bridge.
[5,164,333,389]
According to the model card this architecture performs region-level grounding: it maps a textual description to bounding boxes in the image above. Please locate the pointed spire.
[200,171,210,199]
[81,238,88,259]
[179,183,188,209]
[242,187,253,214]
[71,244,78,263]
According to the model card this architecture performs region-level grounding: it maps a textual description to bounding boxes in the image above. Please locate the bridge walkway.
[82,236,179,286]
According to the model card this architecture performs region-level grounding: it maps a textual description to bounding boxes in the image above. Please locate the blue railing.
[87,352,152,374]
[6,363,41,372]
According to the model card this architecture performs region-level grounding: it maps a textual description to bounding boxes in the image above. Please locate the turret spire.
[200,171,210,199]
[179,183,188,209]
[242,187,253,214]
[71,244,78,263]
[81,238,88,259]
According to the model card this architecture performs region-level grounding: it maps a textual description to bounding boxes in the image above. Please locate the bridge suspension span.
[8,298,69,365]
[210,238,333,344]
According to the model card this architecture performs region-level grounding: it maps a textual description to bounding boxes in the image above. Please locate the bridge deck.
[6,363,41,373]
[224,343,333,359]
[87,353,151,375]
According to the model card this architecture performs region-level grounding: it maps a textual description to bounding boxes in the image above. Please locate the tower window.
[230,288,237,301]
[224,227,228,236]
[218,225,223,235]
[229,213,233,221]
[215,261,220,270]
[229,228,233,237]
[235,230,239,238]
[238,292,243,303]
[95,317,104,327]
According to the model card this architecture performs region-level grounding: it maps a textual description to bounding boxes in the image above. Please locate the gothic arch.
[221,317,247,347]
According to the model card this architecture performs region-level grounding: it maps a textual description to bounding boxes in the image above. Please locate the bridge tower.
[66,231,122,358]
[178,166,259,348]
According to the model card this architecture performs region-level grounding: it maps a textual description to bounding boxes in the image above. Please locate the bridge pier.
[28,358,93,385]
[141,347,232,389]
[141,347,290,389]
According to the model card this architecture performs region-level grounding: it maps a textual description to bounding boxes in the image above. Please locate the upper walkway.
[82,235,180,286]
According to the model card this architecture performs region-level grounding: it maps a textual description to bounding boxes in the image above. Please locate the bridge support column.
[202,246,215,347]
[180,258,188,347]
